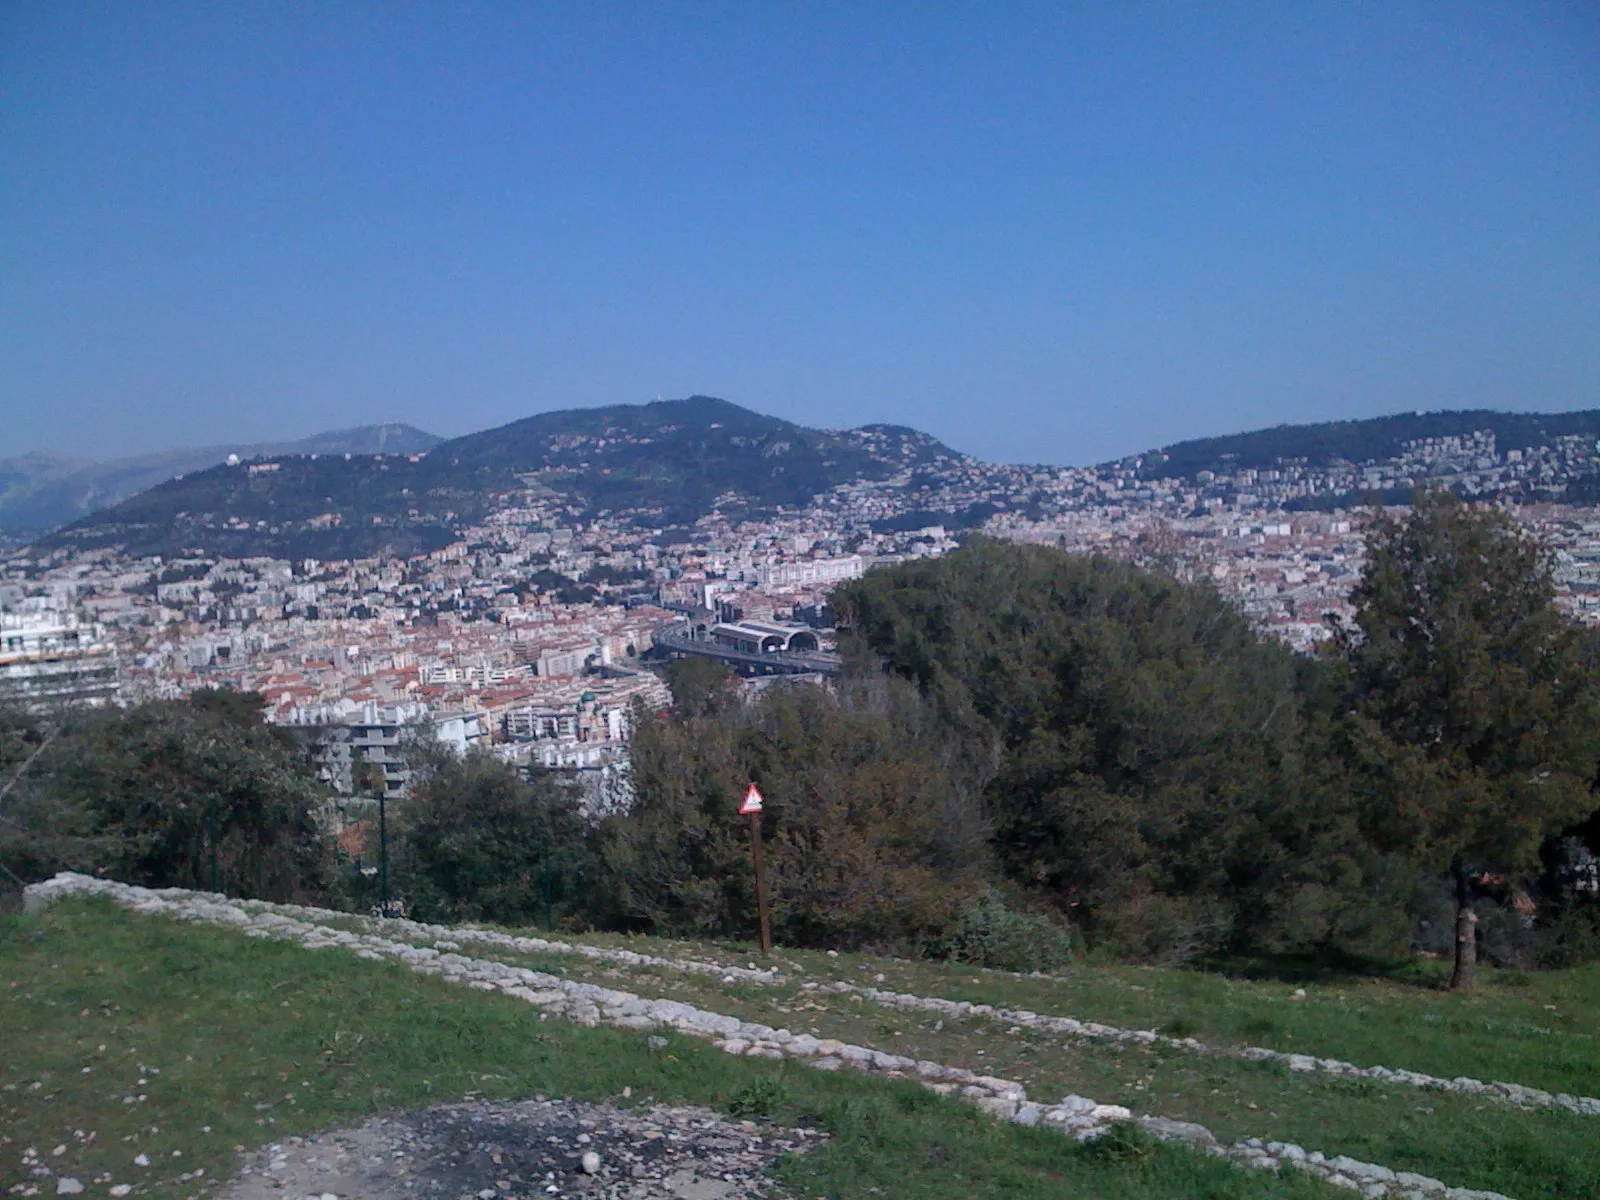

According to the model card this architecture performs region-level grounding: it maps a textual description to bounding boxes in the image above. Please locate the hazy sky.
[3,3,1597,466]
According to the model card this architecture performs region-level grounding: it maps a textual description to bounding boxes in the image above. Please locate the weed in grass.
[726,1076,788,1120]
[1078,1121,1156,1164]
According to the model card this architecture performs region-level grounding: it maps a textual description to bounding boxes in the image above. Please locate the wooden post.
[750,809,772,955]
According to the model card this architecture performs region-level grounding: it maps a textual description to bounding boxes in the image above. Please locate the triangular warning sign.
[740,784,764,815]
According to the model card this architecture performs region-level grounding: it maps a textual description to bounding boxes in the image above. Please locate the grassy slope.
[519,927,1600,1098]
[422,944,1600,1200]
[1,900,1328,1200]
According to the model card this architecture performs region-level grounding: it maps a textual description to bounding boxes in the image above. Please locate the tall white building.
[0,612,119,708]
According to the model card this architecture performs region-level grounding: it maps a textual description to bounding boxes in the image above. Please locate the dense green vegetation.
[1133,407,1600,478]
[0,690,333,902]
[396,746,593,927]
[38,397,960,558]
[7,497,1600,983]
[1343,492,1600,986]
[605,673,996,951]
[832,539,1378,962]
[610,504,1600,975]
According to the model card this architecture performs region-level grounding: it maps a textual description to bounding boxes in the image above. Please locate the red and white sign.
[740,784,764,815]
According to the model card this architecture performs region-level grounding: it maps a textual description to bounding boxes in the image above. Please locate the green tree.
[604,676,992,951]
[662,655,739,719]
[0,705,97,896]
[398,748,594,927]
[28,694,334,902]
[834,538,1383,962]
[1345,491,1600,987]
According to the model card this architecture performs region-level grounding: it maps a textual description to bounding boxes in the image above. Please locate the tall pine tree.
[1347,491,1600,987]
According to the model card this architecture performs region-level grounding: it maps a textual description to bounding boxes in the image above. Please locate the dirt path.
[216,1098,823,1200]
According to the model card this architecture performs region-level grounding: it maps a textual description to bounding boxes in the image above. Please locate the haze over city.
[3,3,1597,465]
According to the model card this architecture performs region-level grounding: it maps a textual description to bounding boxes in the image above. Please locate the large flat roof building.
[0,612,120,708]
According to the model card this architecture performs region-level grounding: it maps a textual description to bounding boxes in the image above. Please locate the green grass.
[460,921,1600,1099]
[425,941,1600,1200]
[1,899,1334,1200]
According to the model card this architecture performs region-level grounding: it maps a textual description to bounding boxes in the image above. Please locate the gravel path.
[218,1098,821,1200]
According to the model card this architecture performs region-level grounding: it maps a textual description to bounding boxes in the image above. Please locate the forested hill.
[0,422,440,541]
[35,397,964,560]
[1131,409,1600,479]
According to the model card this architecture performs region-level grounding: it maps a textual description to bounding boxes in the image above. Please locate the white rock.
[55,1180,83,1196]
[580,1151,601,1174]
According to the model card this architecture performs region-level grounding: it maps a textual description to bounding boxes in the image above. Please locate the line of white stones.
[24,874,1512,1200]
[224,896,788,987]
[272,899,1600,1122]
[821,981,1600,1119]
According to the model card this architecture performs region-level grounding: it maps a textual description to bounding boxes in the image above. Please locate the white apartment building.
[0,611,120,708]
[752,555,864,588]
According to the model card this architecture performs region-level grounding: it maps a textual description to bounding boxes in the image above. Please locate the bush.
[603,675,992,951]
[1093,890,1231,966]
[1534,906,1600,969]
[1077,1120,1155,1164]
[948,888,1073,973]
[398,748,596,927]
[2,693,334,904]
[725,1076,788,1120]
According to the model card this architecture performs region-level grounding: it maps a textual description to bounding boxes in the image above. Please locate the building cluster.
[12,423,1600,797]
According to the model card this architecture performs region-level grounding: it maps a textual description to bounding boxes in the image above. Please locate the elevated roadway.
[653,625,842,677]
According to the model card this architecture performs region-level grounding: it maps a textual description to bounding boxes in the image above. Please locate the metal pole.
[750,811,772,955]
[378,788,389,916]
[208,795,219,894]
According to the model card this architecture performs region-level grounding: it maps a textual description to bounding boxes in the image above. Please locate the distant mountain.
[1129,409,1600,480]
[35,398,965,560]
[0,423,440,541]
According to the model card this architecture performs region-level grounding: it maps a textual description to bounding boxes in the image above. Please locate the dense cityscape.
[8,409,1600,809]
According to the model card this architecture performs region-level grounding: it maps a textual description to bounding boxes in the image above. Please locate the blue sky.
[2,2,1596,465]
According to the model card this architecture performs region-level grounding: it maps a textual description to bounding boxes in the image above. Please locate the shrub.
[726,1076,788,1120]
[948,888,1073,973]
[1533,906,1600,969]
[398,747,595,927]
[1078,1120,1155,1163]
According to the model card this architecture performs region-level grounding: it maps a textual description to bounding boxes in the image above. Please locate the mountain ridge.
[35,397,966,560]
[0,422,440,541]
[1127,408,1600,479]
[28,402,1600,562]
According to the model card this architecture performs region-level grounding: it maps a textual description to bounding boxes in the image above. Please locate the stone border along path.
[211,888,1600,1122]
[25,875,1515,1200]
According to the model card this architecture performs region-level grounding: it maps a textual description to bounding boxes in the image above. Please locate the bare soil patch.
[217,1099,823,1200]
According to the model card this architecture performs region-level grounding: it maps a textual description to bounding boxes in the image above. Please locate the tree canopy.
[831,539,1387,961]
[1342,492,1600,984]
